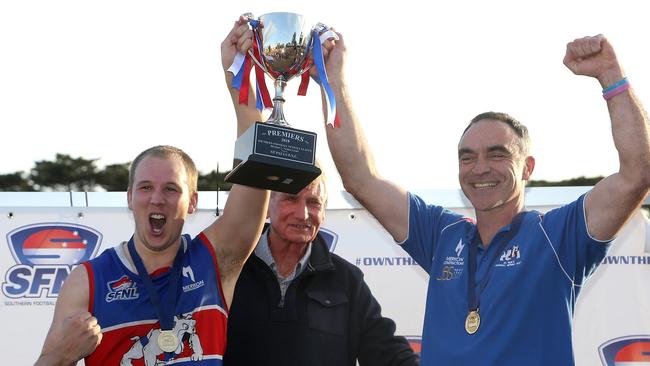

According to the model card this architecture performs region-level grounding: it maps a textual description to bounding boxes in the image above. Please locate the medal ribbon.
[127,237,184,333]
[467,212,526,312]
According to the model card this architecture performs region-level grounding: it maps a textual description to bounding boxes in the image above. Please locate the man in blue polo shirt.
[320,33,650,364]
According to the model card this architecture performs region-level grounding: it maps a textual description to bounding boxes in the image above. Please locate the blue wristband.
[602,77,628,94]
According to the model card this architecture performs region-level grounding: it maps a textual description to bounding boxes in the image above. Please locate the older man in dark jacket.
[223,173,419,366]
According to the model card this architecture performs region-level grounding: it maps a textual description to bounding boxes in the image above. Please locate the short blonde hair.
[128,145,198,195]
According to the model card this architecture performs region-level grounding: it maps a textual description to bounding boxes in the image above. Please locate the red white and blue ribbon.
[250,24,273,110]
[297,36,315,97]
[228,51,252,105]
[312,30,339,126]
[227,19,272,111]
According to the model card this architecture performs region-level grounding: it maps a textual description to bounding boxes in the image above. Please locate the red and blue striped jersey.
[82,233,228,366]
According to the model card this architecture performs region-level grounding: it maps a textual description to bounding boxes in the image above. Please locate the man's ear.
[188,191,198,214]
[523,156,536,181]
[127,188,133,210]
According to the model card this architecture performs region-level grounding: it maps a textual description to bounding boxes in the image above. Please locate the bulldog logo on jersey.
[2,223,102,299]
[121,312,204,366]
[599,335,650,365]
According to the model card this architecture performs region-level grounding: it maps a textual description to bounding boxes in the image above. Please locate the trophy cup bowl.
[254,12,313,83]
[225,12,322,194]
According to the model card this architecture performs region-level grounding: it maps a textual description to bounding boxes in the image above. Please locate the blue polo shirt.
[401,192,610,365]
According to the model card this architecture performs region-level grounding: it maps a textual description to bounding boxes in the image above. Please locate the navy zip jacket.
[224,227,419,366]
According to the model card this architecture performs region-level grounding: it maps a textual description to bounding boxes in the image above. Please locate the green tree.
[96,163,130,191]
[198,169,232,191]
[0,171,35,191]
[528,176,604,187]
[30,154,99,191]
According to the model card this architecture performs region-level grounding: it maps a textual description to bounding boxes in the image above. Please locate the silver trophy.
[225,12,324,194]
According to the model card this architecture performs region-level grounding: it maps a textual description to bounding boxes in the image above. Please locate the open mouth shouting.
[149,213,167,235]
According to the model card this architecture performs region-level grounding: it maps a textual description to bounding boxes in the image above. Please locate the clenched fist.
[563,34,624,87]
[60,311,103,361]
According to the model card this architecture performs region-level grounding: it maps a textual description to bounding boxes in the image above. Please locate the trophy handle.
[240,12,270,75]
[286,23,335,79]
[242,13,292,82]
[247,48,272,76]
[313,22,330,35]
[288,22,337,79]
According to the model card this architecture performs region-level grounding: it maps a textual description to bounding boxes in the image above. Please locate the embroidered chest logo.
[182,266,205,293]
[437,238,465,281]
[106,275,140,302]
[496,245,523,267]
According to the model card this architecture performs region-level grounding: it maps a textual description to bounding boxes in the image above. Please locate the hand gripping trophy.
[225,12,337,194]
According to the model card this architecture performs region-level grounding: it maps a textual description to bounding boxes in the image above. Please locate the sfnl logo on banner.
[599,335,650,365]
[2,223,101,302]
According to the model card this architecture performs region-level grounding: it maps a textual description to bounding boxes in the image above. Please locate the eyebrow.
[458,148,475,158]
[487,145,511,154]
[458,145,511,158]
[135,180,182,188]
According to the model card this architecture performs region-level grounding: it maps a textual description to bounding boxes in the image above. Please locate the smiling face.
[267,179,327,246]
[458,119,534,214]
[127,155,197,253]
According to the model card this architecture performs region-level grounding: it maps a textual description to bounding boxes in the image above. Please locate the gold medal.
[465,310,480,335]
[158,330,179,353]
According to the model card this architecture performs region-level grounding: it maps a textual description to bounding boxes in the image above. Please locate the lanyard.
[127,236,184,331]
[467,212,526,312]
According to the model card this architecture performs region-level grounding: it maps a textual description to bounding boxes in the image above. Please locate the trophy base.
[225,122,321,193]
[225,154,322,194]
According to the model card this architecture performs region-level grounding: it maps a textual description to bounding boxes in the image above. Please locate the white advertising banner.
[1,190,648,365]
[573,210,650,366]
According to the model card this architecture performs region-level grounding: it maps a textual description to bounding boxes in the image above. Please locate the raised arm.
[564,35,650,240]
[202,17,270,308]
[35,265,101,366]
[322,32,410,242]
